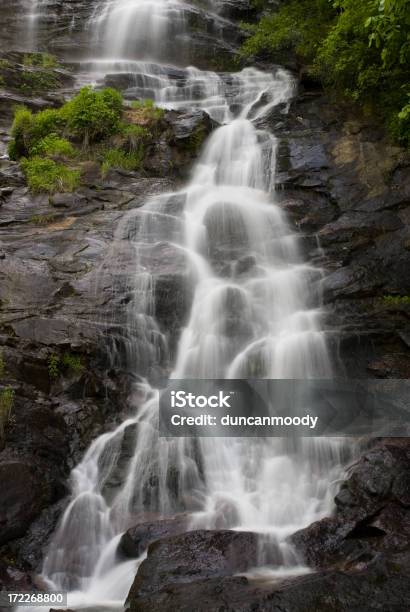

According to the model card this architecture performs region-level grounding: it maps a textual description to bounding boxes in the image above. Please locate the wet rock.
[120,515,190,558]
[292,439,410,569]
[0,461,54,545]
[126,530,259,607]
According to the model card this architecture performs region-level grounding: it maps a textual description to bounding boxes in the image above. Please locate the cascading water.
[20,1,351,610]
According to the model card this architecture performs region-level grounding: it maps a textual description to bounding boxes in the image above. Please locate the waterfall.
[20,1,351,610]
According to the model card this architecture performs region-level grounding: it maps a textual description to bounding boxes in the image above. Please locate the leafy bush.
[21,158,80,193]
[61,86,124,145]
[31,134,75,157]
[9,106,64,159]
[242,0,410,147]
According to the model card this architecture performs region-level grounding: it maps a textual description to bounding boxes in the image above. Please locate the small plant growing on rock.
[62,353,84,374]
[383,295,410,306]
[21,158,80,194]
[101,147,144,176]
[48,353,60,379]
[29,214,58,226]
[130,99,165,123]
[22,53,58,69]
[0,353,5,379]
[0,387,14,441]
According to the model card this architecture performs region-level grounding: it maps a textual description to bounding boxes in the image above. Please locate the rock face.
[292,439,410,566]
[267,89,410,378]
[126,530,259,610]
[0,102,212,581]
[119,515,190,558]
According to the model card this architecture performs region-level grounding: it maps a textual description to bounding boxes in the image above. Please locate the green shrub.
[62,86,124,145]
[9,106,65,159]
[9,106,34,158]
[31,134,76,157]
[21,157,80,193]
[101,147,144,176]
[0,387,14,440]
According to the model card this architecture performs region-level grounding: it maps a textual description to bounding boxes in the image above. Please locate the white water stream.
[20,1,350,610]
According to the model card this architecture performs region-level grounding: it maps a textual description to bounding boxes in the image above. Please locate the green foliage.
[48,352,84,379]
[21,158,80,193]
[9,106,64,159]
[48,354,60,379]
[19,70,59,94]
[62,353,84,374]
[242,0,410,147]
[241,0,335,61]
[0,387,14,440]
[130,99,165,121]
[101,147,144,176]
[383,294,410,306]
[61,87,124,145]
[31,134,76,158]
[7,87,146,194]
[121,123,150,149]
[22,52,58,69]
[29,214,57,225]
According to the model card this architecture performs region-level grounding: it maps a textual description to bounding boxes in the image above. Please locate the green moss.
[382,295,410,306]
[0,353,5,379]
[19,69,59,94]
[62,353,84,374]
[0,387,14,440]
[22,52,58,69]
[21,157,81,194]
[29,214,58,225]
